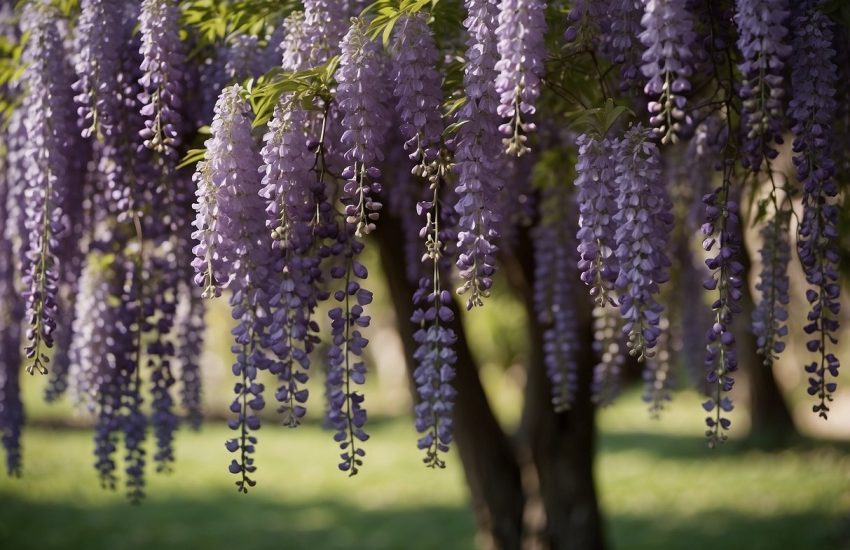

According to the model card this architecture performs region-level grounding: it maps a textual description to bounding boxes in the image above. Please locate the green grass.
[1,391,849,549]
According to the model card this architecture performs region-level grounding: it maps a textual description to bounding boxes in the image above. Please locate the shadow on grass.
[0,492,475,550]
[608,510,850,550]
[600,430,850,460]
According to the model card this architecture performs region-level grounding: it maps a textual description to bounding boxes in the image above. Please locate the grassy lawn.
[1,388,849,549]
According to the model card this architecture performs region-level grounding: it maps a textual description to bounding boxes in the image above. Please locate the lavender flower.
[301,0,350,68]
[391,13,444,168]
[612,126,672,360]
[138,0,185,158]
[337,18,391,237]
[735,0,791,171]
[788,4,841,419]
[326,231,372,475]
[639,0,696,143]
[701,171,744,447]
[73,0,123,138]
[175,283,205,430]
[534,186,580,411]
[454,0,504,308]
[752,213,790,366]
[20,4,76,376]
[494,0,546,155]
[194,85,274,491]
[575,134,619,306]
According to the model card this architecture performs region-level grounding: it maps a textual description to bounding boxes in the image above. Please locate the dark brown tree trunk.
[738,237,797,445]
[374,217,525,550]
[504,229,605,550]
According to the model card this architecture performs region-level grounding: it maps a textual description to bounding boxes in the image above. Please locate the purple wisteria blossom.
[591,305,625,406]
[73,0,123,138]
[752,213,790,365]
[392,13,444,168]
[639,0,696,143]
[454,0,504,309]
[575,134,619,306]
[612,125,672,360]
[701,168,744,447]
[175,283,205,430]
[192,85,274,492]
[534,187,580,411]
[735,0,791,171]
[138,0,185,158]
[20,4,76,376]
[337,18,391,237]
[788,3,841,419]
[494,0,546,156]
[599,0,644,93]
[301,0,351,68]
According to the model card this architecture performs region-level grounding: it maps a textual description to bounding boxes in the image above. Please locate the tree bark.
[374,216,525,550]
[503,229,605,550]
[738,236,797,444]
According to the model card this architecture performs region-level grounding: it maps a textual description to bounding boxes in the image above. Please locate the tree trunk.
[738,236,797,445]
[374,217,525,550]
[503,229,605,550]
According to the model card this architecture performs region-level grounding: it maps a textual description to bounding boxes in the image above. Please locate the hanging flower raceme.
[575,134,619,306]
[138,0,185,159]
[0,141,24,477]
[534,186,580,411]
[788,4,841,419]
[701,148,744,446]
[73,0,122,138]
[598,0,644,93]
[494,0,546,156]
[752,213,791,365]
[175,283,205,430]
[734,0,791,171]
[259,101,319,428]
[454,0,504,309]
[639,0,696,144]
[191,85,275,492]
[591,305,626,406]
[301,0,350,68]
[612,125,672,361]
[337,18,391,237]
[391,13,444,169]
[19,4,76,376]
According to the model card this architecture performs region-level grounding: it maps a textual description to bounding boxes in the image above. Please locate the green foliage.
[181,0,299,46]
[567,98,633,138]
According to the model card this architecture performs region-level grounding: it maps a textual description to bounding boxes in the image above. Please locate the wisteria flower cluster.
[0,0,846,498]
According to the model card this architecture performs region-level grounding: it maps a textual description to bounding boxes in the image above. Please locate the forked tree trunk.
[375,212,604,549]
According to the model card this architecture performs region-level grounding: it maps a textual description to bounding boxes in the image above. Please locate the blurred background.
[1,244,849,550]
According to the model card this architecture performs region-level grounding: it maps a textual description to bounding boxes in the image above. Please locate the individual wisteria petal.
[337,18,391,237]
[194,85,275,491]
[533,186,580,411]
[788,3,841,419]
[639,0,696,143]
[734,0,791,171]
[73,0,123,138]
[612,125,672,360]
[454,0,504,309]
[494,0,546,156]
[575,134,619,306]
[138,0,185,158]
[19,3,76,376]
[391,13,444,167]
[752,213,790,366]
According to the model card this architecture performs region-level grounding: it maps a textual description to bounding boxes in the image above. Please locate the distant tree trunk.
[739,236,797,444]
[375,210,604,549]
